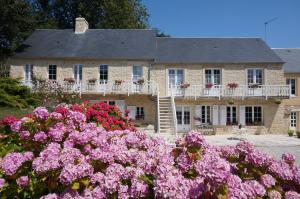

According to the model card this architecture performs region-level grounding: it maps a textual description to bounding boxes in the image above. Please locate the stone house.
[274,49,300,133]
[9,17,292,134]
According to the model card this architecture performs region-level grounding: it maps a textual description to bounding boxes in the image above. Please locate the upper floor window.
[205,69,221,85]
[133,66,143,82]
[247,69,263,85]
[286,78,296,95]
[48,65,57,80]
[24,64,33,81]
[73,64,82,82]
[99,65,108,83]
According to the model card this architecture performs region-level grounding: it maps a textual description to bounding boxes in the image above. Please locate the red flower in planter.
[227,83,239,89]
[205,83,214,89]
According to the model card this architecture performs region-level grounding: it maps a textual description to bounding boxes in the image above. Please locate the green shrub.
[288,129,294,137]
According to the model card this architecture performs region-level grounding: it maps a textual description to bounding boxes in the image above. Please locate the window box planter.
[115,80,124,85]
[274,99,282,104]
[205,83,214,89]
[88,78,97,84]
[180,83,190,89]
[228,99,234,105]
[134,78,145,85]
[227,83,238,89]
[64,78,75,83]
[249,83,260,89]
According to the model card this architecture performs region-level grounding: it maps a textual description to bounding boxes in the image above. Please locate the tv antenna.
[264,17,278,42]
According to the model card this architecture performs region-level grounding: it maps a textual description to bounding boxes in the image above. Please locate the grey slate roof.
[273,49,300,73]
[155,38,283,63]
[15,29,284,64]
[15,29,157,60]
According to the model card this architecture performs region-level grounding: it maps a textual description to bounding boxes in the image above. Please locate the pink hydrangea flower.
[16,176,29,187]
[260,174,276,188]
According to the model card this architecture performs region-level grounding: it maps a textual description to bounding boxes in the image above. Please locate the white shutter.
[115,100,125,115]
[195,105,202,126]
[212,105,219,125]
[240,106,246,125]
[220,105,227,125]
[127,106,136,120]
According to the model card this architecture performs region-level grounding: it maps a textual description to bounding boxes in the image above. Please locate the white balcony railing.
[22,80,158,96]
[169,84,291,99]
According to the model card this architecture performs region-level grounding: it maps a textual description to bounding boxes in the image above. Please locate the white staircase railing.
[170,88,178,137]
[156,90,160,134]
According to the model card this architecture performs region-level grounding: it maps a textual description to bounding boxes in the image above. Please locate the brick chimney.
[75,17,89,34]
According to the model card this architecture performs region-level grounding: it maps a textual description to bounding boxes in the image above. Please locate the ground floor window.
[290,111,297,128]
[201,106,211,124]
[226,106,237,125]
[104,100,115,106]
[245,106,263,125]
[136,107,144,120]
[176,106,190,125]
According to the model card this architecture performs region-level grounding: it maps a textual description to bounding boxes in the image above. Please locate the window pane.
[226,107,231,124]
[245,106,253,124]
[176,108,182,125]
[206,106,211,123]
[256,69,263,85]
[213,70,221,85]
[254,106,262,123]
[247,70,254,84]
[184,107,190,124]
[100,65,108,82]
[49,65,57,80]
[290,112,297,127]
[287,79,296,95]
[133,66,143,81]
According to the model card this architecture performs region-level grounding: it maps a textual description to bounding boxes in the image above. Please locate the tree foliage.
[0,0,151,59]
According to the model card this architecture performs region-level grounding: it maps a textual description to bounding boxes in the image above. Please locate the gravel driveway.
[204,134,300,165]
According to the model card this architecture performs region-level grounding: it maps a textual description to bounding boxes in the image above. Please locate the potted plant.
[137,78,145,85]
[205,83,214,89]
[288,129,294,137]
[228,99,234,105]
[194,117,201,121]
[115,80,124,85]
[227,83,239,89]
[64,78,75,83]
[88,78,97,84]
[274,98,282,104]
[297,131,300,138]
[180,83,190,89]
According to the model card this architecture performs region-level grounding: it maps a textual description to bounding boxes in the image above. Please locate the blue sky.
[142,0,300,48]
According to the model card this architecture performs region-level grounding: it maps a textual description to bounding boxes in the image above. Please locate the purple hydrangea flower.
[268,190,282,199]
[0,178,5,189]
[33,107,49,120]
[260,174,276,188]
[282,153,296,165]
[16,176,29,187]
[285,191,300,199]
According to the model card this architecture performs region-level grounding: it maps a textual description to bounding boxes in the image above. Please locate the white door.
[73,64,83,83]
[195,106,202,126]
[239,106,246,125]
[127,106,136,120]
[212,105,219,125]
[115,100,125,115]
[176,106,191,132]
[168,69,184,96]
[226,106,237,125]
[290,111,297,130]
[132,66,143,92]
[204,69,221,97]
[24,64,33,86]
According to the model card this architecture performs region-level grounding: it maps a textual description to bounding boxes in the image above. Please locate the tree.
[0,0,35,59]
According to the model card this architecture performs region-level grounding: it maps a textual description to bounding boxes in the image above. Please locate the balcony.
[23,80,158,96]
[169,84,291,99]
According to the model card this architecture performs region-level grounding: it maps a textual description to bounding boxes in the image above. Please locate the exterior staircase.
[158,97,176,133]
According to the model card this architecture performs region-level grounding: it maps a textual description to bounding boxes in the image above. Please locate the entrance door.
[168,69,184,96]
[73,64,83,83]
[290,111,297,130]
[176,106,191,132]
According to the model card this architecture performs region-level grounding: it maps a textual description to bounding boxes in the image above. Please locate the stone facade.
[283,73,300,132]
[10,58,290,134]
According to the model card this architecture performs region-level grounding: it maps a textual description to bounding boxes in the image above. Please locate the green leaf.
[71,182,80,190]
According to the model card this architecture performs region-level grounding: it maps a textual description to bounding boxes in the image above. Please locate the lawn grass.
[0,107,33,119]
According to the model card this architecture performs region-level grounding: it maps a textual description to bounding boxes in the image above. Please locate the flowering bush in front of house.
[0,106,299,198]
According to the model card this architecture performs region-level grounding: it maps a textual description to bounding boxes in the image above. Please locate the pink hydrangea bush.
[0,106,299,198]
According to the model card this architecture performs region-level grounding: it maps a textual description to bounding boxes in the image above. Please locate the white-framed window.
[73,64,82,82]
[176,106,191,125]
[205,69,221,85]
[99,65,108,83]
[290,111,297,128]
[247,69,263,85]
[132,66,143,82]
[136,107,144,120]
[201,105,211,124]
[24,64,33,81]
[286,78,296,95]
[226,106,237,125]
[48,65,57,80]
[245,106,263,125]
